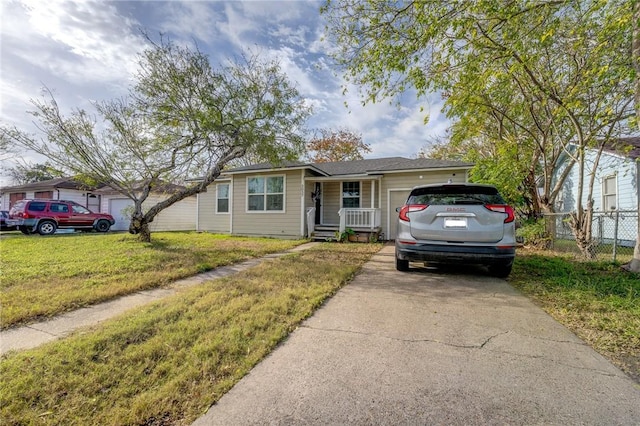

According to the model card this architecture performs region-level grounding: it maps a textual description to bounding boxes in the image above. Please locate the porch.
[306,207,381,242]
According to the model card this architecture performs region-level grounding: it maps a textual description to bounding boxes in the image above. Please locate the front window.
[247,176,284,212]
[602,175,617,211]
[217,183,230,213]
[342,182,360,208]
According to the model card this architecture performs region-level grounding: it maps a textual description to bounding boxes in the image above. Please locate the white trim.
[229,178,233,233]
[225,165,327,176]
[341,180,361,208]
[215,182,230,214]
[300,169,305,237]
[196,193,200,232]
[304,174,373,182]
[601,173,618,211]
[370,180,375,208]
[367,166,472,175]
[245,174,286,214]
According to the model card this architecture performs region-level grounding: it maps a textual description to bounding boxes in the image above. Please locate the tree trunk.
[568,199,597,259]
[539,202,556,250]
[128,208,152,243]
[124,146,245,243]
[137,223,152,243]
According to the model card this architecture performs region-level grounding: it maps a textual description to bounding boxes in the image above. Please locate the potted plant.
[340,227,356,242]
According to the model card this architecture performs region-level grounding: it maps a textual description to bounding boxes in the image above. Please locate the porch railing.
[306,207,315,237]
[338,208,381,233]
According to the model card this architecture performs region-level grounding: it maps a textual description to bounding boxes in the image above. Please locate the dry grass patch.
[510,250,640,383]
[0,232,302,328]
[0,243,381,425]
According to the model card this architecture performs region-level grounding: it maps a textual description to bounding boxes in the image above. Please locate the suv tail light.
[485,205,515,223]
[398,204,428,222]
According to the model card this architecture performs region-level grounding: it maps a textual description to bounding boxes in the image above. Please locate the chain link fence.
[541,211,638,262]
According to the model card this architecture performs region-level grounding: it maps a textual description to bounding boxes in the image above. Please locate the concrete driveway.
[194,244,640,425]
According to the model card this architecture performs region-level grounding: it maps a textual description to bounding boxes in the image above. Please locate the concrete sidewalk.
[0,242,319,355]
[194,244,640,425]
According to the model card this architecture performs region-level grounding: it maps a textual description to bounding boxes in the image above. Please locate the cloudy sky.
[0,0,449,186]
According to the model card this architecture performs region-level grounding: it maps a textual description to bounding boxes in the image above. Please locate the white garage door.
[110,198,134,231]
[387,190,412,240]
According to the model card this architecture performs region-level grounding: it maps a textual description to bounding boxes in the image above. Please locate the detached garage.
[98,186,197,233]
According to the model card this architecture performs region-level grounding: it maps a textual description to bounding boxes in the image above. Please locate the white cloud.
[153,1,224,45]
[0,0,450,186]
[17,0,143,83]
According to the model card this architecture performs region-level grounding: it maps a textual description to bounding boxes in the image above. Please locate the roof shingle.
[224,157,473,176]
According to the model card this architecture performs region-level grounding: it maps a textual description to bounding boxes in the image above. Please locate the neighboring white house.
[0,177,104,212]
[96,184,197,232]
[194,157,473,240]
[557,138,639,246]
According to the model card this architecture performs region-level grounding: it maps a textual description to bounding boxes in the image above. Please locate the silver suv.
[395,183,516,277]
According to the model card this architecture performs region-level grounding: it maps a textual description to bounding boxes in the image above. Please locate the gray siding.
[231,169,304,238]
[148,195,197,232]
[322,182,341,225]
[197,182,231,233]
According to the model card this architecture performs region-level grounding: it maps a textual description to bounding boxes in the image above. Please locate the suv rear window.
[408,185,506,206]
[27,202,47,212]
[11,200,27,210]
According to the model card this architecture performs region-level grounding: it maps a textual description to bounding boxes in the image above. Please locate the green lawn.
[0,243,381,425]
[0,232,303,328]
[510,249,640,383]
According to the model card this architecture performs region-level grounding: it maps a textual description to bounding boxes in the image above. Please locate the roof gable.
[0,177,100,192]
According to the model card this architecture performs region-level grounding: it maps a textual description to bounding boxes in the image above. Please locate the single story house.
[557,137,639,246]
[0,177,103,212]
[195,157,473,240]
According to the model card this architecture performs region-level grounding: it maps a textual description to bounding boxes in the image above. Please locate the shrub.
[517,218,551,248]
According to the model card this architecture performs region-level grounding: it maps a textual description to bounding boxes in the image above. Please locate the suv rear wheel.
[37,220,57,235]
[396,257,409,272]
[488,261,513,278]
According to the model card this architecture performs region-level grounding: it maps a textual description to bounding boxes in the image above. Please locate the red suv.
[7,199,115,235]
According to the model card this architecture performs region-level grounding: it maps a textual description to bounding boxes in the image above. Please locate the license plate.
[444,217,467,228]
